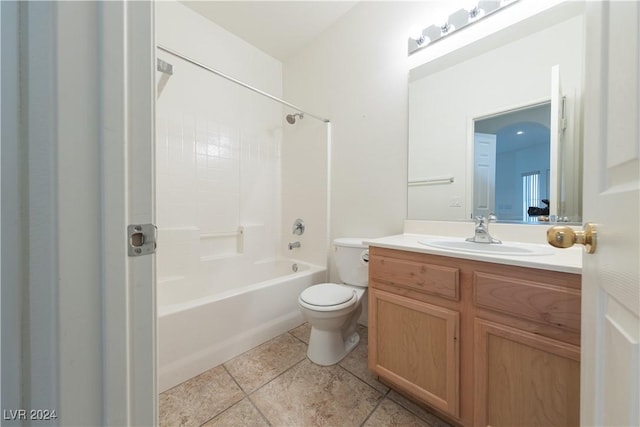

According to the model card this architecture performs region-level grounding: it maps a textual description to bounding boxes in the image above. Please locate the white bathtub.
[157,258,326,392]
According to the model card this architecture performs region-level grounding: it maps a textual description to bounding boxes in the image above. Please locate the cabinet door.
[369,288,459,417]
[474,319,580,427]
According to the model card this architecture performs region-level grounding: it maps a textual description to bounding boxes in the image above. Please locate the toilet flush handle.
[360,250,369,265]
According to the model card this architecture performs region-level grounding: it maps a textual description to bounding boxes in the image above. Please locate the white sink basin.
[418,238,553,256]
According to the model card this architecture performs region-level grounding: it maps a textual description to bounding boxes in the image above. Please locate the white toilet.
[298,238,370,366]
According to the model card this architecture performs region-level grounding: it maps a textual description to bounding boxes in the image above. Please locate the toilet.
[298,238,370,366]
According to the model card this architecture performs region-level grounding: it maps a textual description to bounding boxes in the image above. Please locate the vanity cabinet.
[368,248,463,419]
[367,246,581,427]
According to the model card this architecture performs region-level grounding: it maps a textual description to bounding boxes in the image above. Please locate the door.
[580,2,640,425]
[473,133,497,218]
[474,319,580,427]
[369,288,460,418]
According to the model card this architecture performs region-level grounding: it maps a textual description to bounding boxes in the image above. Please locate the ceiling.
[180,1,359,62]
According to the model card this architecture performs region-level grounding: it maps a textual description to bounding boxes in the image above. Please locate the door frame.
[1,2,156,425]
[101,2,156,425]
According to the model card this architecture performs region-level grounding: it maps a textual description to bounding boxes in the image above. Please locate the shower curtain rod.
[157,45,331,123]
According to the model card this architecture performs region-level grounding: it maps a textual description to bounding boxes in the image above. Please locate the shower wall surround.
[156,1,285,296]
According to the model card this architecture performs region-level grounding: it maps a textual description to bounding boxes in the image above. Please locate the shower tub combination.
[157,257,326,392]
[155,41,331,393]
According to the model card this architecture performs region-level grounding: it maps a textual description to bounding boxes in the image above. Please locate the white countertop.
[365,233,582,274]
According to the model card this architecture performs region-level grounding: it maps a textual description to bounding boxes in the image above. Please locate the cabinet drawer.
[370,255,459,300]
[474,272,581,331]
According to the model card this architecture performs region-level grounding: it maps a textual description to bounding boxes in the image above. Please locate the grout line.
[222,363,249,397]
[246,357,308,426]
[359,395,386,427]
[249,356,307,396]
[246,394,273,427]
[336,362,387,397]
[196,397,245,427]
[287,326,310,346]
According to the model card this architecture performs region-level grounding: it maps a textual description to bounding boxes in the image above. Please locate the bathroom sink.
[418,238,553,256]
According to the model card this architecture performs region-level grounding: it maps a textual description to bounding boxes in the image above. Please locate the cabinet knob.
[546,223,597,254]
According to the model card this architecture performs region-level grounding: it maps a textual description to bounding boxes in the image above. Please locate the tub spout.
[288,241,301,250]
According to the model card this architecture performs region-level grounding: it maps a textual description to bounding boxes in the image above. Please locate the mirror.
[407,3,584,224]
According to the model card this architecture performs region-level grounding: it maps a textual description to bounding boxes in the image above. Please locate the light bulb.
[409,25,425,43]
[462,0,478,10]
[432,10,449,28]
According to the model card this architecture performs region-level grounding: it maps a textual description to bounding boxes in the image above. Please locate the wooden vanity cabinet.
[368,247,464,420]
[367,246,581,427]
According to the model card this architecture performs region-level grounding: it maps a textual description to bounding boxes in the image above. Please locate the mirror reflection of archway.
[473,102,551,222]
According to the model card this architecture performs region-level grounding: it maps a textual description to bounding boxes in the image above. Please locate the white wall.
[284,2,453,238]
[156,1,281,94]
[283,1,470,281]
[281,116,330,268]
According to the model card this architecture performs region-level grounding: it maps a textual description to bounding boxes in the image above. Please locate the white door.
[580,2,640,425]
[473,133,497,218]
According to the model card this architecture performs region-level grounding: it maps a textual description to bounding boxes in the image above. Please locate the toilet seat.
[299,283,357,312]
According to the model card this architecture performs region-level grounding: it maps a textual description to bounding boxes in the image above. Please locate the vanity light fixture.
[408,0,520,55]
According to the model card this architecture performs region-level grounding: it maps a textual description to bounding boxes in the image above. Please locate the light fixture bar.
[408,0,520,55]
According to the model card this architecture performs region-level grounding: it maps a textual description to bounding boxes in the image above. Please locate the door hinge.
[561,95,567,133]
[128,224,157,256]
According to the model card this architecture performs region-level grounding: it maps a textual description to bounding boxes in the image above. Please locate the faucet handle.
[292,218,305,235]
[487,213,497,222]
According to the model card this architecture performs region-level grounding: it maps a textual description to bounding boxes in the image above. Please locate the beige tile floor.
[159,323,452,427]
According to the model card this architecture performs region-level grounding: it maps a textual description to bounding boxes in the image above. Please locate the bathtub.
[157,258,327,392]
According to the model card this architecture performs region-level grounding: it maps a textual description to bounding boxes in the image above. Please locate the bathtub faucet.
[288,241,301,250]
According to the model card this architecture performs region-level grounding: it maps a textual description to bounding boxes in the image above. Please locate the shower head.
[286,113,304,124]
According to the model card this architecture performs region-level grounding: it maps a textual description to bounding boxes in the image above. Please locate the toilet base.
[299,285,366,366]
[307,328,360,366]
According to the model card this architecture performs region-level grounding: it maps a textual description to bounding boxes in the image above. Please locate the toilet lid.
[300,283,355,306]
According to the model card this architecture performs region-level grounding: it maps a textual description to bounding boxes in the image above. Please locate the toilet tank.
[333,238,370,287]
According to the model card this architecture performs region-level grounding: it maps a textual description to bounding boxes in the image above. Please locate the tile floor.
[159,323,452,427]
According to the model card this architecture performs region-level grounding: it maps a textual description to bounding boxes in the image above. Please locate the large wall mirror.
[408,2,584,224]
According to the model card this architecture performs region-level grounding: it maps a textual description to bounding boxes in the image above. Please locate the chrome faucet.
[466,214,501,244]
[288,241,301,250]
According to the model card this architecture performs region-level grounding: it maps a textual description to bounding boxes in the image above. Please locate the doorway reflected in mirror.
[473,102,551,222]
